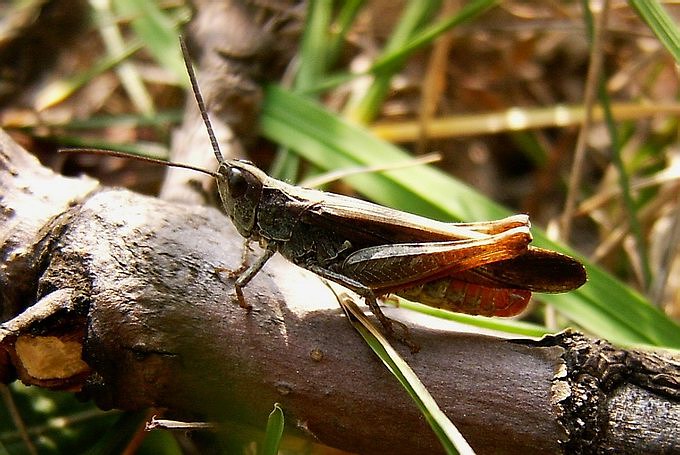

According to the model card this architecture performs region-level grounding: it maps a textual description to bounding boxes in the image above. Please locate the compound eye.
[227,168,248,198]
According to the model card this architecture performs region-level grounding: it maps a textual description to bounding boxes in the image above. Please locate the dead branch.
[1,129,679,454]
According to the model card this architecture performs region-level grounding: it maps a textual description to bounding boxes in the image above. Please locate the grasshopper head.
[215,160,267,238]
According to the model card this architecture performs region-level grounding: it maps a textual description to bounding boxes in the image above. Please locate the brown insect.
[64,38,587,344]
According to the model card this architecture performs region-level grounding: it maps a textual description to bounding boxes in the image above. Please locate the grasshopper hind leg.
[364,294,419,353]
[306,264,419,351]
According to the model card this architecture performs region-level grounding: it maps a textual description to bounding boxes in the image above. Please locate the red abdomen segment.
[396,279,531,317]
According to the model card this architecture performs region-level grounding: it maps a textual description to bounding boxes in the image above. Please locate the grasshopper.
[213,159,584,333]
[64,39,587,343]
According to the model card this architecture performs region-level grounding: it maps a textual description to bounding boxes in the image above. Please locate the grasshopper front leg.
[233,247,276,309]
[217,244,276,310]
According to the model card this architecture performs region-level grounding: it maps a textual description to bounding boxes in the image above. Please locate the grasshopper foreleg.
[216,242,275,310]
[233,247,276,309]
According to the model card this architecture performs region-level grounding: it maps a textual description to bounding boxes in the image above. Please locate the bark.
[1,131,679,455]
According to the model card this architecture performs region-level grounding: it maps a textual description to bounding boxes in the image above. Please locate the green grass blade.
[35,41,142,111]
[371,0,498,73]
[326,0,365,65]
[344,0,441,122]
[90,0,154,115]
[259,403,284,455]
[259,84,680,348]
[583,1,651,290]
[296,0,334,89]
[270,0,335,180]
[53,110,183,130]
[297,1,498,99]
[338,295,473,455]
[596,79,651,288]
[628,0,680,64]
[112,0,189,85]
[395,300,552,338]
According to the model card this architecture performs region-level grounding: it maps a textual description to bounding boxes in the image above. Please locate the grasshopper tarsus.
[235,286,252,311]
[219,241,253,279]
[215,266,239,279]
[214,266,253,310]
[225,247,275,310]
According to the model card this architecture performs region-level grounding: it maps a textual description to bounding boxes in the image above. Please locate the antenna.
[179,36,225,165]
[59,148,219,178]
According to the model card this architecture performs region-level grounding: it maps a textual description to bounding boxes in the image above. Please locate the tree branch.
[1,130,679,454]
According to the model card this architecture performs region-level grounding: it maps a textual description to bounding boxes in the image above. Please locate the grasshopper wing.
[468,246,587,293]
[296,186,529,245]
[395,248,586,317]
[340,226,532,290]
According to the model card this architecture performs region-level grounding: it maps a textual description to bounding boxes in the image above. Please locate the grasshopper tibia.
[215,241,275,310]
[366,295,419,352]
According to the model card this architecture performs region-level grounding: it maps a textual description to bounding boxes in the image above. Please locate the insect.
[64,38,587,344]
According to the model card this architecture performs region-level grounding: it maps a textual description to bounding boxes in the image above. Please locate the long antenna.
[59,148,219,178]
[179,36,225,165]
